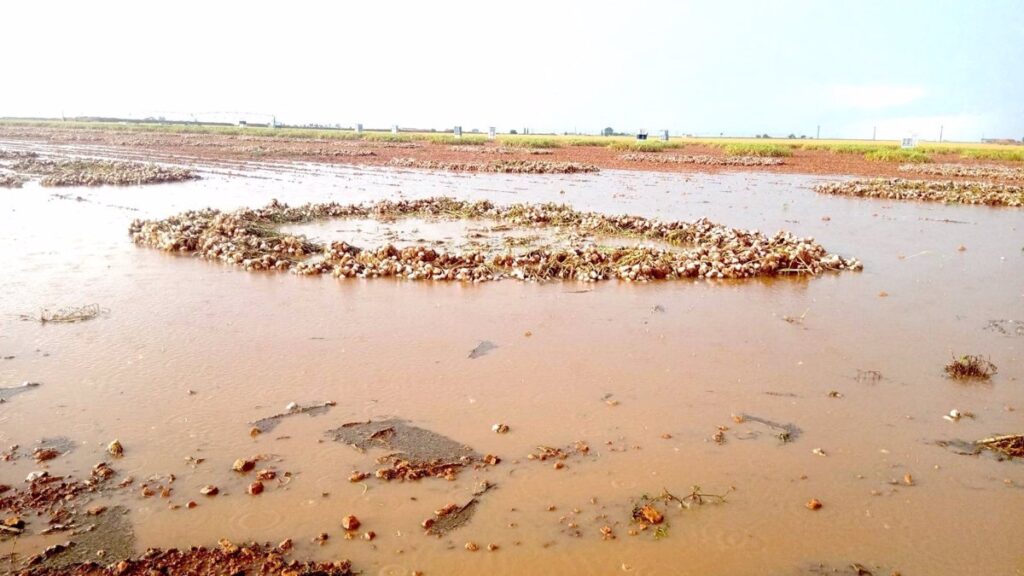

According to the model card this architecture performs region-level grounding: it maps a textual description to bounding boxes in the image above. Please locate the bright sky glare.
[2,0,1022,141]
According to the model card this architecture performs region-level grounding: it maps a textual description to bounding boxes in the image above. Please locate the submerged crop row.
[618,153,785,166]
[814,178,1024,207]
[129,197,861,282]
[387,158,598,174]
[897,163,1024,181]
[7,158,198,187]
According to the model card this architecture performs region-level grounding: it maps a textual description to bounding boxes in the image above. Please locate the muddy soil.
[3,123,1024,182]
[0,141,1021,575]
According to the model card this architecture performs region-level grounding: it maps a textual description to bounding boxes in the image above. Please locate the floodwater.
[1,141,1023,575]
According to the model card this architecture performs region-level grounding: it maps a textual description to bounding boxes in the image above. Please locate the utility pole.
[816,125,820,139]
[939,125,943,143]
[872,126,876,140]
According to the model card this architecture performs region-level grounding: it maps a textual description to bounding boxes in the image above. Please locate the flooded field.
[1,142,1022,575]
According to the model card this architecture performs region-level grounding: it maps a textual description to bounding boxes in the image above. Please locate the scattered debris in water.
[944,355,997,380]
[249,400,336,434]
[30,304,104,324]
[16,541,353,576]
[798,560,902,575]
[629,486,733,537]
[984,319,1024,337]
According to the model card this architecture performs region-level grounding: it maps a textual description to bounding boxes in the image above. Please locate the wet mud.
[1,140,1022,575]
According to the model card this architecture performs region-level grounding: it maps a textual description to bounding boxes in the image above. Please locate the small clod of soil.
[249,400,336,434]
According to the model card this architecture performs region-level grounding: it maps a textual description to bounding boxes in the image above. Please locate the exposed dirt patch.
[16,541,353,576]
[327,419,483,481]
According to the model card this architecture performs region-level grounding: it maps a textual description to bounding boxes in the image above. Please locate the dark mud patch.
[23,506,135,570]
[16,541,352,576]
[468,341,497,359]
[35,437,77,457]
[737,414,802,443]
[425,481,495,536]
[250,401,336,434]
[327,419,483,481]
[0,381,40,403]
[789,560,897,576]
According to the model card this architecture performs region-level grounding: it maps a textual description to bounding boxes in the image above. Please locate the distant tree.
[787,133,796,139]
[602,127,614,137]
[762,133,771,139]
[800,135,807,139]
[510,129,518,135]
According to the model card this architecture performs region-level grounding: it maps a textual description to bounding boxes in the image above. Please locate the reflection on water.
[281,215,682,257]
[0,140,1022,575]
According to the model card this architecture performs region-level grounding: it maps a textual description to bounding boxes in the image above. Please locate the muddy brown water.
[1,141,1022,575]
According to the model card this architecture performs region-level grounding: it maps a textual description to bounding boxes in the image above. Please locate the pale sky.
[3,0,1022,141]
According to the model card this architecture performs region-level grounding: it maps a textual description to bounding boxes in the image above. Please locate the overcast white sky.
[2,1,1022,141]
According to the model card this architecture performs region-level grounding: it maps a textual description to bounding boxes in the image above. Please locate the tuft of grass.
[608,141,666,152]
[944,355,997,380]
[426,134,487,145]
[565,137,613,147]
[721,143,792,158]
[361,132,415,143]
[917,145,965,155]
[960,149,1024,163]
[864,149,932,163]
[802,142,897,155]
[496,136,563,149]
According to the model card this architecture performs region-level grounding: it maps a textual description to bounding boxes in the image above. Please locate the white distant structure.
[660,130,669,141]
[392,125,399,134]
[454,126,462,138]
[900,136,918,149]
[355,123,363,134]
[488,127,496,140]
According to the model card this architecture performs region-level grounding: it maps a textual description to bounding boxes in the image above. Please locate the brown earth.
[1,124,1019,182]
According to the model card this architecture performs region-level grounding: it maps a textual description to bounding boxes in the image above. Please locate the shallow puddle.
[1,141,1022,575]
